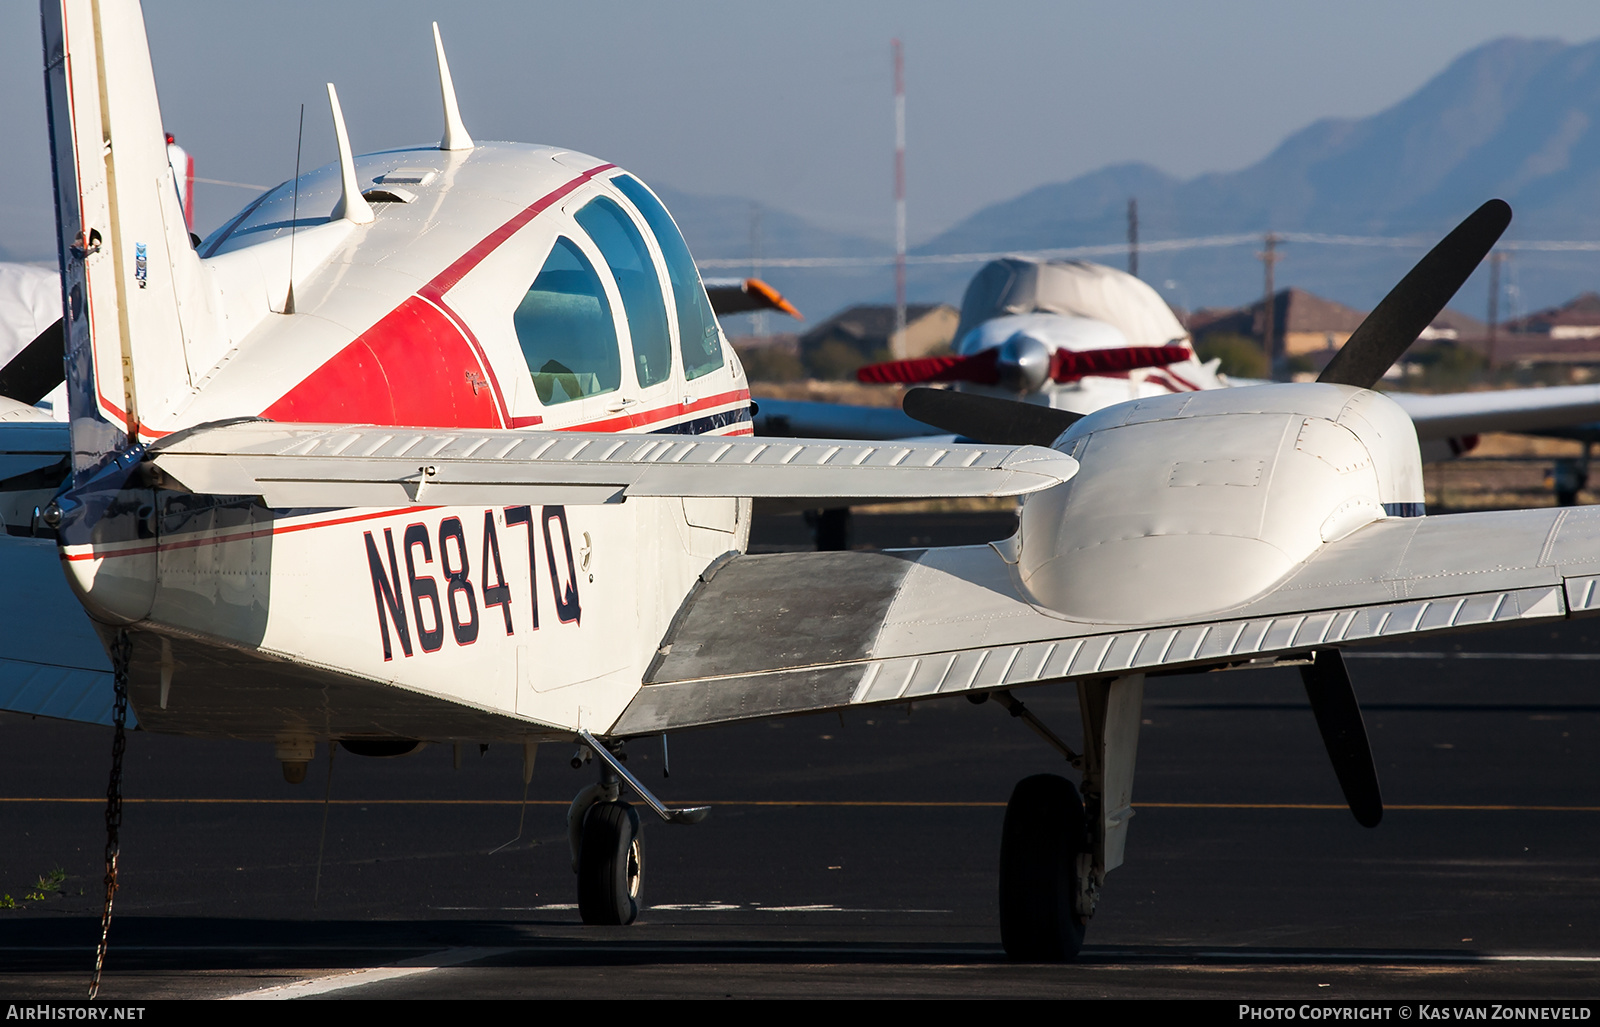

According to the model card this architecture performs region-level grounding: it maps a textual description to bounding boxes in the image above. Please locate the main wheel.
[577,801,643,925]
[999,773,1088,961]
[807,507,852,551]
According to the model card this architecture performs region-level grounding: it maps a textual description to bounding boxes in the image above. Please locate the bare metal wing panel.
[613,505,1596,735]
[151,421,1076,507]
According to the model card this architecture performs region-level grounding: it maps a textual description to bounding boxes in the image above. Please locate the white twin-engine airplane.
[14,0,1600,960]
[756,256,1600,463]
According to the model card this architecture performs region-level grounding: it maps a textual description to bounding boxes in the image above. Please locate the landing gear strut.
[992,673,1145,961]
[567,730,709,926]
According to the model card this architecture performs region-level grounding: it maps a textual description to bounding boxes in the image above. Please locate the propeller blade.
[1318,199,1511,389]
[860,344,1195,388]
[1299,649,1383,828]
[858,350,998,385]
[0,317,65,405]
[703,277,803,319]
[902,387,1082,446]
[1051,344,1193,381]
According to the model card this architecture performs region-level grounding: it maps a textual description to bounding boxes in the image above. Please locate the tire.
[999,773,1088,961]
[577,801,643,925]
[808,507,851,551]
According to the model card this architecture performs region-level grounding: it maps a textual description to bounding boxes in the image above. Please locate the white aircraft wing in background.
[1390,385,1600,440]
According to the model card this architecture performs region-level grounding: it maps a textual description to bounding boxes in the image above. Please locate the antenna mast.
[285,103,304,314]
[1487,250,1506,369]
[1259,232,1283,378]
[1127,197,1139,278]
[892,39,906,359]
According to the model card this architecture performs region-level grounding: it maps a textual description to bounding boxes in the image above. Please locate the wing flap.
[150,421,1077,505]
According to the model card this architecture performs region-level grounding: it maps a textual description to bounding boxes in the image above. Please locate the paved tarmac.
[0,511,1597,1000]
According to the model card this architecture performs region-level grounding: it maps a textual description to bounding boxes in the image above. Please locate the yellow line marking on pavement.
[2,798,1599,811]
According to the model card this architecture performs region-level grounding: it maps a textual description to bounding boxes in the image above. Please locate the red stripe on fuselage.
[420,164,616,301]
[262,295,505,427]
[264,163,617,429]
[60,505,444,562]
[560,389,751,434]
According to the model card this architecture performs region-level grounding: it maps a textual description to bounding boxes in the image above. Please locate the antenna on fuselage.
[326,83,375,225]
[284,103,304,315]
[433,23,475,151]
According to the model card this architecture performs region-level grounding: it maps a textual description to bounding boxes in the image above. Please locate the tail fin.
[42,0,216,473]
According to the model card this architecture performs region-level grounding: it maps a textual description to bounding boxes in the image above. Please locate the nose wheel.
[577,800,644,925]
[567,730,708,927]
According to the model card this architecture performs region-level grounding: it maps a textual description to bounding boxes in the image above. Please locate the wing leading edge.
[612,504,1600,735]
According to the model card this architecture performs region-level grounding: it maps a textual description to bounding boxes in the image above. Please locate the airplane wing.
[703,277,802,319]
[148,421,1077,507]
[612,503,1597,734]
[1388,384,1600,439]
[756,384,1600,448]
[753,398,941,441]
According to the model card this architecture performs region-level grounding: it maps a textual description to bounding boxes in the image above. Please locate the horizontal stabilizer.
[150,421,1077,507]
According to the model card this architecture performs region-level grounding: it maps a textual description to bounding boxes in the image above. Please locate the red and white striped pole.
[893,39,907,359]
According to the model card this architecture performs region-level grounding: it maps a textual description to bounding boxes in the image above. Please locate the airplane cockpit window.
[574,196,673,389]
[514,237,622,405]
[611,175,725,381]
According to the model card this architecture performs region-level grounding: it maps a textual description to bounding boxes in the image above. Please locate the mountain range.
[676,36,1600,333]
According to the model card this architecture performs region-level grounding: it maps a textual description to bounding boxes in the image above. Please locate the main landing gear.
[567,730,708,926]
[980,673,1145,961]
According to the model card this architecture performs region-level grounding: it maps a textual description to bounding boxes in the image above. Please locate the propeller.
[858,342,1193,388]
[902,386,1084,447]
[1299,649,1382,828]
[1318,199,1511,389]
[0,317,65,405]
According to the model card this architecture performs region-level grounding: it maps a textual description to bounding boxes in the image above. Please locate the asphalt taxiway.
[0,511,1597,999]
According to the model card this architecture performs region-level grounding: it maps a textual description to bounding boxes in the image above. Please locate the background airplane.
[760,256,1600,461]
[13,0,1600,973]
[753,255,1600,547]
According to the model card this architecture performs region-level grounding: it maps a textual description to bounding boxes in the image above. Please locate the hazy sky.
[6,1,1600,258]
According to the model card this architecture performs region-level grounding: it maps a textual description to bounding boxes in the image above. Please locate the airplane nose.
[996,333,1052,393]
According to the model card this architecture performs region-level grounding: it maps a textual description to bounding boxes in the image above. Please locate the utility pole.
[749,202,765,339]
[1486,250,1506,369]
[1258,232,1284,379]
[1127,198,1139,278]
[892,39,907,359]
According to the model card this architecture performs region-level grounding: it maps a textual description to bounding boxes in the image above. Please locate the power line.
[695,232,1600,271]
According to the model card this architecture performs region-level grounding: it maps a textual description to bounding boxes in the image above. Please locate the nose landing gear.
[567,730,709,926]
[577,799,644,925]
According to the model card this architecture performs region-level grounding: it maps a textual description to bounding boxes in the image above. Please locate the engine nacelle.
[1014,383,1424,624]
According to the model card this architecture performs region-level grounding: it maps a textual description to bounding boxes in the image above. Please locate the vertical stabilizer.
[42,0,218,467]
